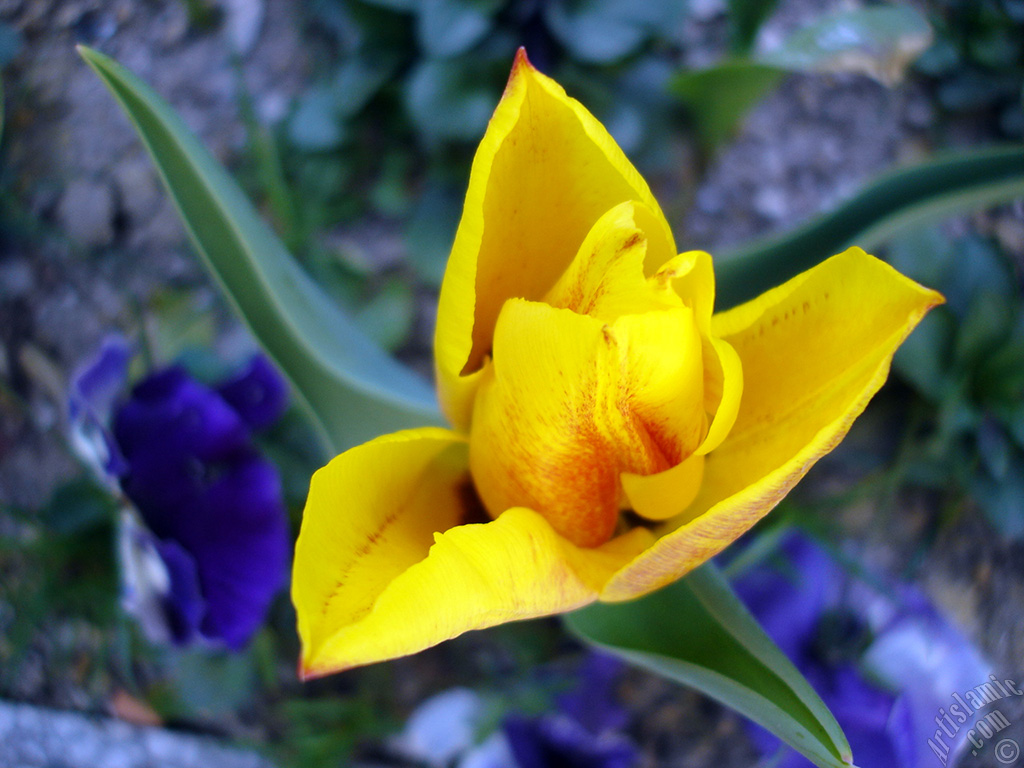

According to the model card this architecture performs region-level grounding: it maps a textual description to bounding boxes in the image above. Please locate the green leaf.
[758,6,933,85]
[354,279,417,352]
[44,477,117,535]
[406,177,463,287]
[566,563,854,768]
[287,51,400,152]
[78,47,443,457]
[417,0,501,59]
[542,0,685,65]
[288,85,347,151]
[952,291,1014,369]
[716,145,1024,310]
[891,309,956,401]
[405,58,500,143]
[727,0,781,55]
[977,313,1024,406]
[163,647,258,718]
[670,60,786,150]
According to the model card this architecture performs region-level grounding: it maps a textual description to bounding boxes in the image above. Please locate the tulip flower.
[292,49,942,678]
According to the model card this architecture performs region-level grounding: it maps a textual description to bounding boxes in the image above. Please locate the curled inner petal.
[469,298,705,548]
[434,51,676,430]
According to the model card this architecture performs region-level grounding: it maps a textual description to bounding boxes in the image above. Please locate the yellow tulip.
[292,49,942,678]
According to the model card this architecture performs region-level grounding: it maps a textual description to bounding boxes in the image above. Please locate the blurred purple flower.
[68,333,133,484]
[68,338,291,651]
[216,355,289,431]
[555,652,631,734]
[503,714,637,768]
[502,654,638,768]
[396,653,638,768]
[113,362,290,650]
[118,511,205,647]
[733,531,990,768]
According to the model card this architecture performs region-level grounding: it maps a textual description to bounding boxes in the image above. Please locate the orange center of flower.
[467,202,715,548]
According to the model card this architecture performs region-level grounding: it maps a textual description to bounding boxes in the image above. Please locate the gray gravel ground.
[0,701,275,768]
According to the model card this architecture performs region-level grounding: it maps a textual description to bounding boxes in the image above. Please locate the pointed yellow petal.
[293,427,470,676]
[302,506,652,676]
[601,248,943,600]
[650,250,715,334]
[435,49,676,430]
[544,200,678,320]
[469,298,704,548]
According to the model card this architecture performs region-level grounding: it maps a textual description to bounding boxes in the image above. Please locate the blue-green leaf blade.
[716,145,1024,310]
[565,563,855,768]
[78,46,443,456]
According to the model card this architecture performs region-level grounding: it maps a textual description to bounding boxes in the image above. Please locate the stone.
[56,178,116,248]
[0,700,278,768]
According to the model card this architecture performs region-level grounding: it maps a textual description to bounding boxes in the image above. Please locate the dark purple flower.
[153,537,206,645]
[113,360,290,650]
[118,511,205,647]
[216,355,289,430]
[502,653,638,768]
[555,653,630,735]
[114,366,251,467]
[504,715,637,768]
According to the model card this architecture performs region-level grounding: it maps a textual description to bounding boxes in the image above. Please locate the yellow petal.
[613,337,739,522]
[293,427,471,676]
[435,49,676,430]
[601,248,943,601]
[650,250,715,334]
[469,298,704,548]
[621,453,704,522]
[696,335,743,455]
[544,200,678,320]
[302,501,652,676]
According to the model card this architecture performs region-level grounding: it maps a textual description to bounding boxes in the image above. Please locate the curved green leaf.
[78,47,443,456]
[566,563,855,768]
[670,61,786,150]
[716,144,1024,310]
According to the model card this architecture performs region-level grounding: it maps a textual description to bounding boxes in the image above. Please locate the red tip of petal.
[504,47,534,95]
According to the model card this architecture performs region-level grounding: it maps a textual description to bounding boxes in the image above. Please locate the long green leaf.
[716,145,1024,310]
[78,47,443,456]
[566,563,855,768]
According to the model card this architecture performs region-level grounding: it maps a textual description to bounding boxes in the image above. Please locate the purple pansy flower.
[216,354,289,431]
[113,362,290,650]
[68,340,291,651]
[502,715,637,768]
[502,653,637,768]
[393,653,638,768]
[733,531,990,768]
[68,333,133,485]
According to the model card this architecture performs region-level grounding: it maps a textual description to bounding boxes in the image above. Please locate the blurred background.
[0,0,1022,766]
